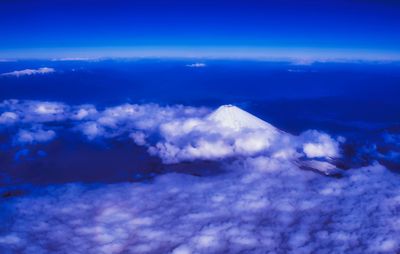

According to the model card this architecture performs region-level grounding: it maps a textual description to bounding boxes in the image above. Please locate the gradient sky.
[1,0,400,59]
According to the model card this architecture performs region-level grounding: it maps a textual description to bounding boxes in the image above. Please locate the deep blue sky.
[1,0,400,59]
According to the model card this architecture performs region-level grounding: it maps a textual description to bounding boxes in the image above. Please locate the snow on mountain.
[207,104,278,132]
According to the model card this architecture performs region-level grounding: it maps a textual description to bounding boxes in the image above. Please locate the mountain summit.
[207,105,278,132]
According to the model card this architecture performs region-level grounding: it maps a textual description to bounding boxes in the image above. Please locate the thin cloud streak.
[0,67,55,77]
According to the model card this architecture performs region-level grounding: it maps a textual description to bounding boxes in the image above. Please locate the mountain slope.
[207,105,278,132]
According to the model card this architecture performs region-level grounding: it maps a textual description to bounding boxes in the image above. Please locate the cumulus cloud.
[0,67,55,77]
[72,103,209,141]
[0,112,18,125]
[78,121,105,140]
[0,100,211,145]
[300,130,342,159]
[14,126,56,145]
[186,63,206,68]
[0,100,69,124]
[130,131,147,146]
[71,105,98,120]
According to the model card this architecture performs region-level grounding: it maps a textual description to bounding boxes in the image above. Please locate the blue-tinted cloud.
[0,100,342,172]
[186,63,206,68]
[1,99,400,253]
[1,162,399,253]
[14,126,56,145]
[0,67,55,77]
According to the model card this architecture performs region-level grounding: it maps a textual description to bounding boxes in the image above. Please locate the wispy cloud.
[0,67,55,77]
[51,57,95,62]
[0,59,16,62]
[186,63,206,68]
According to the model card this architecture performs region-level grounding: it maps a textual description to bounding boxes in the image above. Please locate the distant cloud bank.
[0,67,55,77]
[51,57,94,61]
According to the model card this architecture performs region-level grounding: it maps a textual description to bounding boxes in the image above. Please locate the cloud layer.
[1,162,399,253]
[0,101,342,171]
[1,100,400,253]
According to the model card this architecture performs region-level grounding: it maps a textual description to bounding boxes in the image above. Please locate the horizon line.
[1,46,400,63]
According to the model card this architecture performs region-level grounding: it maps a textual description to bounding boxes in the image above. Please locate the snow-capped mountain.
[207,104,278,133]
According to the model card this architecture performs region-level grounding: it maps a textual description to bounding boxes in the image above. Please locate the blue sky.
[1,0,400,60]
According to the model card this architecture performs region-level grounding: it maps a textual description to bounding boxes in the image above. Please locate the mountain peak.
[207,105,277,131]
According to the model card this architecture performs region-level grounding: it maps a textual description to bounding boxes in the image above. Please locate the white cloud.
[186,63,206,68]
[129,131,147,146]
[0,100,69,124]
[78,121,104,140]
[34,101,64,115]
[301,130,341,159]
[290,58,317,66]
[51,57,93,61]
[0,112,18,125]
[0,67,55,77]
[14,126,56,145]
[71,106,98,120]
